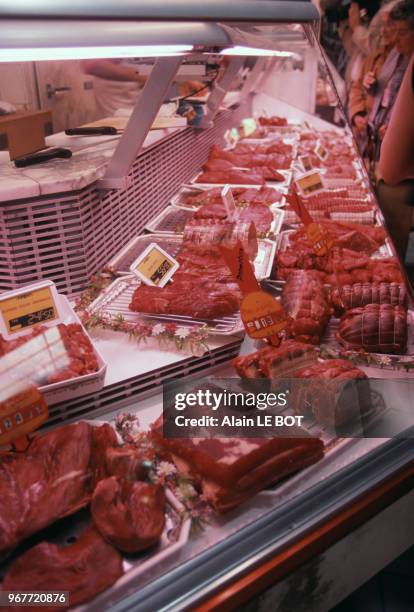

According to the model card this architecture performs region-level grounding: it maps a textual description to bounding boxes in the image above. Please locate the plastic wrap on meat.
[290,359,370,428]
[281,271,332,344]
[331,283,407,315]
[91,477,165,553]
[232,340,317,379]
[2,527,123,611]
[151,417,324,512]
[0,323,99,383]
[337,303,407,354]
[0,422,117,556]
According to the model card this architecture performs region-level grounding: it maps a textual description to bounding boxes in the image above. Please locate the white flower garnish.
[152,323,166,336]
[175,327,190,339]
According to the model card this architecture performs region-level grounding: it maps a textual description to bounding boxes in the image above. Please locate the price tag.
[0,381,48,447]
[299,154,313,172]
[0,281,60,339]
[130,243,179,287]
[219,243,289,345]
[287,188,333,257]
[314,141,328,161]
[241,117,257,137]
[221,184,236,221]
[295,170,325,196]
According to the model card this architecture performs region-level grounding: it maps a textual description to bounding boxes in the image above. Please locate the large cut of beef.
[290,359,370,428]
[0,422,117,556]
[208,144,291,169]
[289,220,386,254]
[151,417,324,513]
[183,185,283,209]
[91,477,165,553]
[281,270,332,344]
[192,200,274,236]
[196,167,265,185]
[232,340,318,379]
[337,303,407,354]
[2,527,123,611]
[331,282,407,315]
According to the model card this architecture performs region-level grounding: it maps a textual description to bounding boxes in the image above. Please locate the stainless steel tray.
[275,228,394,260]
[107,233,277,281]
[145,203,285,240]
[191,169,292,193]
[89,275,245,336]
[170,184,286,209]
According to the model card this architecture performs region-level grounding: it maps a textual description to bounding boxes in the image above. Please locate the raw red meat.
[281,271,332,344]
[290,359,369,427]
[183,185,282,209]
[151,417,324,512]
[258,115,288,126]
[91,477,165,553]
[0,422,116,556]
[289,220,386,255]
[2,527,123,611]
[331,282,407,315]
[89,423,120,488]
[232,340,317,379]
[0,323,99,385]
[196,168,265,185]
[192,199,273,235]
[337,303,407,354]
[105,447,147,481]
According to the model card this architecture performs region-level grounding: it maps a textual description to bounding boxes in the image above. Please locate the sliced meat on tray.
[2,527,123,611]
[232,340,318,379]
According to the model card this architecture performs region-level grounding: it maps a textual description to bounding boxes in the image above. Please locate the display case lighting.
[0,44,193,62]
[220,46,294,57]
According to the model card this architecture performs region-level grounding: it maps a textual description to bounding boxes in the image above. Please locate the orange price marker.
[287,188,333,256]
[0,382,48,448]
[220,243,290,346]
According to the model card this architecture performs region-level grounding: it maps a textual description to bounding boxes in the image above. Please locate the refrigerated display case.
[0,2,413,611]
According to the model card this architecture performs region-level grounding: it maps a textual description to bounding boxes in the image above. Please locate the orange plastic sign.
[0,382,48,446]
[219,243,289,344]
[287,189,333,256]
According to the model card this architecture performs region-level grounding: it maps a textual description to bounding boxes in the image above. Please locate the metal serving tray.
[275,228,394,260]
[191,169,292,193]
[170,184,286,209]
[145,203,285,240]
[107,233,277,281]
[88,275,244,336]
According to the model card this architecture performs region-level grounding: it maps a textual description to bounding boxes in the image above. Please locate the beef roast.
[0,422,117,556]
[91,477,165,553]
[2,527,123,611]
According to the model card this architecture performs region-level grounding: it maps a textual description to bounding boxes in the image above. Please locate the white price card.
[130,243,179,287]
[0,280,61,339]
[314,141,328,161]
[295,170,325,197]
[221,184,236,221]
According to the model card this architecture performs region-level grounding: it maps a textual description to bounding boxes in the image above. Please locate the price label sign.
[0,381,48,447]
[241,117,257,137]
[221,184,236,221]
[219,243,289,345]
[130,243,179,287]
[0,281,60,339]
[314,141,328,161]
[286,188,333,257]
[295,170,325,196]
[299,154,313,172]
[314,141,328,162]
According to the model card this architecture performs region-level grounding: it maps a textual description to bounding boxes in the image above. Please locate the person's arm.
[379,56,414,185]
[81,59,147,86]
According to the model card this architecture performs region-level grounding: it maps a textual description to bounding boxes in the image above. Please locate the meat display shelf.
[170,184,286,209]
[191,169,293,193]
[144,203,285,239]
[275,228,395,260]
[106,232,277,281]
[88,275,245,336]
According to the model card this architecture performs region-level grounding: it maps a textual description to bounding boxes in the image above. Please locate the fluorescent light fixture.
[0,45,193,62]
[220,46,294,57]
